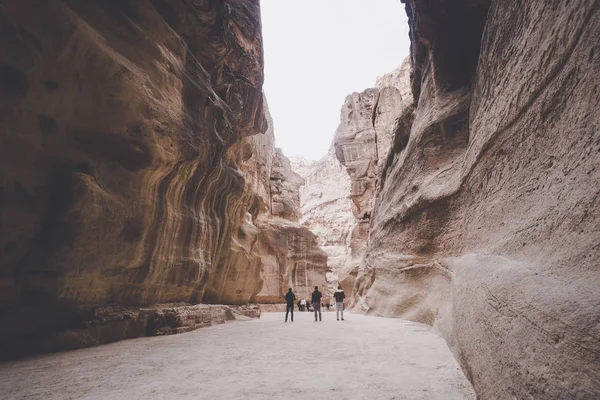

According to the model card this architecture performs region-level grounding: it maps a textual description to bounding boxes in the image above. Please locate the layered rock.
[329,58,414,293]
[201,98,275,305]
[270,148,304,220]
[0,0,267,356]
[2,303,260,360]
[255,217,328,303]
[289,60,413,299]
[355,0,600,398]
[255,150,328,303]
[291,151,356,294]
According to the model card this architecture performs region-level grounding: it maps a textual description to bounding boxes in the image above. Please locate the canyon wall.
[291,151,356,295]
[0,0,273,358]
[292,59,413,299]
[255,148,329,303]
[329,58,413,295]
[354,0,600,398]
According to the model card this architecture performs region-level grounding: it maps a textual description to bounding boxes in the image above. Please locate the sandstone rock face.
[291,151,356,294]
[255,150,329,303]
[255,218,328,303]
[0,0,267,354]
[1,303,260,360]
[270,148,304,220]
[288,61,413,300]
[374,57,414,173]
[355,0,600,398]
[330,58,414,294]
[375,57,413,108]
[334,89,380,222]
[201,98,275,305]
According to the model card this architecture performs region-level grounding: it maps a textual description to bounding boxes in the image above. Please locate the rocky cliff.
[270,148,304,220]
[291,151,356,295]
[255,149,328,303]
[329,57,413,294]
[354,0,600,398]
[0,0,271,357]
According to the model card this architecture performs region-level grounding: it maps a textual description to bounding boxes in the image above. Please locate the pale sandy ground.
[0,312,475,400]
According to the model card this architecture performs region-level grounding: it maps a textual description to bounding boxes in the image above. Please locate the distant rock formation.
[325,57,414,293]
[291,150,356,295]
[255,147,328,303]
[0,0,326,358]
[290,58,413,299]
[270,148,304,220]
[353,0,600,398]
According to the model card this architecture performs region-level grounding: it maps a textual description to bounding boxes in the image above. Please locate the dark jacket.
[285,291,296,304]
[311,290,322,304]
[333,289,345,302]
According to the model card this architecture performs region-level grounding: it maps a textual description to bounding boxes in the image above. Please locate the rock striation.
[3,303,260,360]
[353,0,600,398]
[291,151,356,295]
[0,0,297,358]
[255,149,329,303]
[290,59,414,299]
[329,57,414,294]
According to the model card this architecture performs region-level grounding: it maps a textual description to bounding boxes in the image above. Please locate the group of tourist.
[296,298,330,312]
[284,286,346,322]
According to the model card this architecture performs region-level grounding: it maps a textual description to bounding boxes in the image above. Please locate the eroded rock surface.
[255,150,329,303]
[290,60,413,299]
[3,303,260,360]
[329,57,414,293]
[291,151,356,294]
[271,148,304,220]
[354,1,600,398]
[0,0,269,357]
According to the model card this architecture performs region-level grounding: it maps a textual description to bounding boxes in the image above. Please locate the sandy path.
[0,312,475,400]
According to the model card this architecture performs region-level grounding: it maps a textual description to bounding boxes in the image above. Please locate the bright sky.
[261,0,410,161]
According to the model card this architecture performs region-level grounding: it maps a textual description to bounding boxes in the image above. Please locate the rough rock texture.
[255,150,329,303]
[1,303,260,360]
[331,58,414,294]
[374,57,414,173]
[255,218,328,303]
[334,89,380,223]
[355,0,600,398]
[201,98,275,305]
[270,148,304,220]
[375,57,413,107]
[0,0,268,355]
[291,150,356,296]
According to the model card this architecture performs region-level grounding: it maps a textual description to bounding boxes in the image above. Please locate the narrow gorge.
[1,0,598,399]
[0,0,327,359]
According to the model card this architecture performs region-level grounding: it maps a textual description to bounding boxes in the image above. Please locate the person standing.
[333,285,345,321]
[311,286,322,322]
[285,288,296,322]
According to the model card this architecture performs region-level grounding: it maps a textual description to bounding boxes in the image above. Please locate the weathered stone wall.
[271,148,305,220]
[255,150,329,303]
[355,0,600,398]
[201,97,275,305]
[2,303,259,360]
[292,151,356,296]
[330,57,414,295]
[255,218,328,303]
[0,0,267,355]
